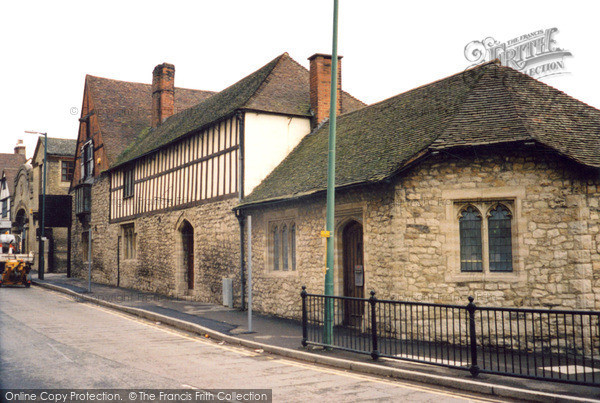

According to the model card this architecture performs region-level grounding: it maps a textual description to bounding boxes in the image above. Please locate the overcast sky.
[1,0,598,159]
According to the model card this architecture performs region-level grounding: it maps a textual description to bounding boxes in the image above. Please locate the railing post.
[370,290,379,360]
[467,296,480,377]
[301,286,308,347]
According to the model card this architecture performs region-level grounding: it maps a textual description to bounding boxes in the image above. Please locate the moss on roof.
[112,52,366,168]
[240,62,600,207]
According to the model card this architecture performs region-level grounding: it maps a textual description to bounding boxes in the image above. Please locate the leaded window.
[291,224,296,271]
[123,168,134,199]
[81,141,94,180]
[282,225,288,271]
[459,206,483,272]
[488,205,513,272]
[272,225,279,271]
[269,220,297,272]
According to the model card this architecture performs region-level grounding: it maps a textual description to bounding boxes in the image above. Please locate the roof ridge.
[242,53,289,109]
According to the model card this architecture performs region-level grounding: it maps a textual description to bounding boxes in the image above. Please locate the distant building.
[0,140,27,234]
[12,137,76,272]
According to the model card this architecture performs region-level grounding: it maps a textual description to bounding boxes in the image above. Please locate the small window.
[459,206,483,272]
[488,205,513,272]
[61,160,74,182]
[123,168,134,199]
[269,220,297,272]
[282,225,288,271]
[291,224,296,271]
[81,141,94,180]
[272,225,279,271]
[1,199,7,218]
[122,224,136,259]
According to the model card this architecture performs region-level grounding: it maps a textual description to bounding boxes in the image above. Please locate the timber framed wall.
[110,116,239,222]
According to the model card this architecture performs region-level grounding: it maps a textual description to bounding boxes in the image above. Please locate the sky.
[1,0,598,159]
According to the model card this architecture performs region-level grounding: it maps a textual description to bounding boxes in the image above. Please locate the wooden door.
[343,221,364,327]
[181,222,194,290]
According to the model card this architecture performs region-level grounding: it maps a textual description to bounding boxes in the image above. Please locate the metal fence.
[301,287,600,386]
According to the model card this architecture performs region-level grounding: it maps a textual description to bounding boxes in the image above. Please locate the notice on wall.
[354,265,364,287]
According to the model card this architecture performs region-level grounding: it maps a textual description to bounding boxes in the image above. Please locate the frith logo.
[465,28,572,79]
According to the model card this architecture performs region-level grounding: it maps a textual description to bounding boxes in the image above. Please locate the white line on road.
[46,342,73,363]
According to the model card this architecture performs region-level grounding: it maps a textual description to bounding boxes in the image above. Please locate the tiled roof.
[0,153,27,195]
[240,61,600,207]
[112,53,365,168]
[87,75,215,166]
[37,137,77,157]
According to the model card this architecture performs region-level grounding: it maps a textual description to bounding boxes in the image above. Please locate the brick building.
[237,61,600,319]
[70,53,364,306]
[12,137,76,272]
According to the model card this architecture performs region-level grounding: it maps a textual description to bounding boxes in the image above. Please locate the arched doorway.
[342,220,364,326]
[180,221,194,290]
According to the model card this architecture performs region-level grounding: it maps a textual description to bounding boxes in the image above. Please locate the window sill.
[266,269,298,277]
[445,270,525,283]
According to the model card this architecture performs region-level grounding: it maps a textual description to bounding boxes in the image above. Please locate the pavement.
[29,272,600,402]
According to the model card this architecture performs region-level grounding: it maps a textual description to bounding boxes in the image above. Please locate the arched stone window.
[459,206,483,272]
[272,225,279,271]
[488,204,513,272]
[281,224,289,271]
[291,224,296,271]
[269,219,297,272]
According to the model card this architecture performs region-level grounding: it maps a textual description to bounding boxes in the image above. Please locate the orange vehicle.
[0,233,34,287]
[0,259,32,287]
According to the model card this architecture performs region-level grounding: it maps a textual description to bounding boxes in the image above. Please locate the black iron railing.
[301,287,600,386]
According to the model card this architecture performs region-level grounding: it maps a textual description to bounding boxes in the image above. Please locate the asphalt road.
[0,286,508,402]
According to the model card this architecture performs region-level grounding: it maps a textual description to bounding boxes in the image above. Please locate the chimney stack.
[308,53,342,128]
[14,139,25,156]
[151,63,175,128]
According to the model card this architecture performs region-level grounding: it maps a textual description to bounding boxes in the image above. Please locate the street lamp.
[25,130,47,280]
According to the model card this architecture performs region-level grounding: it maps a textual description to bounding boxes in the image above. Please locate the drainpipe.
[237,111,246,310]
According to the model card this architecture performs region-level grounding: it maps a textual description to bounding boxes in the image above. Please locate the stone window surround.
[121,222,137,261]
[263,208,298,277]
[442,187,526,283]
[61,159,74,184]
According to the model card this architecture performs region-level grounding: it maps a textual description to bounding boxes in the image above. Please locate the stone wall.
[71,172,242,304]
[246,147,600,320]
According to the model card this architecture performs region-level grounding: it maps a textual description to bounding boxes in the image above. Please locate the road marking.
[39,287,503,402]
[47,342,73,363]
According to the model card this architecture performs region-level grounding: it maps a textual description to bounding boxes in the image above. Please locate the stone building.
[70,52,364,306]
[237,61,600,320]
[0,141,26,233]
[12,137,76,272]
[70,66,215,283]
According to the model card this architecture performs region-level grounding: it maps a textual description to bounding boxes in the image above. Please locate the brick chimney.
[14,139,25,156]
[308,53,342,128]
[151,63,175,128]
